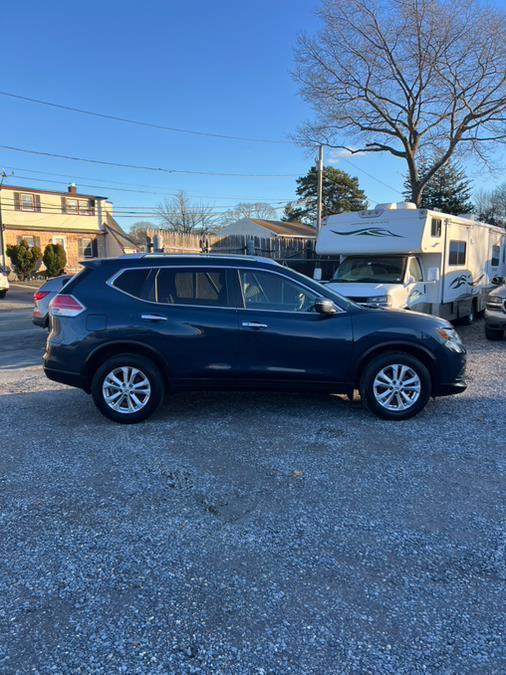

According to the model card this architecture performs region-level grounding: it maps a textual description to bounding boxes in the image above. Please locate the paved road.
[0,285,47,369]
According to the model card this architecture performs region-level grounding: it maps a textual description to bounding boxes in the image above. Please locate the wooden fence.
[146,229,339,279]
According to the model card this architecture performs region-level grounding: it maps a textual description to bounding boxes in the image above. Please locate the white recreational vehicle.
[317,203,506,323]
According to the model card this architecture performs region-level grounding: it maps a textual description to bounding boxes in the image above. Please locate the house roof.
[248,219,316,237]
[104,213,141,251]
[0,184,108,200]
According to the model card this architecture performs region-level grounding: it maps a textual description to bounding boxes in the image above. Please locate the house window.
[61,197,96,215]
[431,218,442,237]
[13,192,41,212]
[449,240,467,266]
[20,193,34,210]
[66,198,78,214]
[78,238,96,258]
[53,236,66,251]
[491,245,500,267]
[16,235,41,248]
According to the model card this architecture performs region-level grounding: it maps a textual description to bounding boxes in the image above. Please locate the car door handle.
[141,314,167,321]
[242,321,268,329]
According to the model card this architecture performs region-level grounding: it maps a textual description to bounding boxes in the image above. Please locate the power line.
[0,144,296,178]
[0,90,292,145]
[0,90,403,194]
[1,167,296,201]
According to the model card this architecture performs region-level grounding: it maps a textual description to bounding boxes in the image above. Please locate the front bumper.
[433,350,467,398]
[485,307,506,330]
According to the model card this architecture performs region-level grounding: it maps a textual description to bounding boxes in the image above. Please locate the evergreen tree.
[403,160,474,215]
[6,240,42,280]
[43,243,67,277]
[282,166,367,224]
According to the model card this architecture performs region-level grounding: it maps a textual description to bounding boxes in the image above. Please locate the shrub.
[6,240,43,280]
[43,243,67,277]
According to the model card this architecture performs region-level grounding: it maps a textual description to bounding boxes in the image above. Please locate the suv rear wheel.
[91,353,165,423]
[360,352,431,420]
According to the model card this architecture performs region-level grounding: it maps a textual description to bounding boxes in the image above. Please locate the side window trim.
[107,264,345,313]
[237,267,336,314]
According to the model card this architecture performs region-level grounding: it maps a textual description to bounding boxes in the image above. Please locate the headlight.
[487,296,503,307]
[364,295,391,307]
[435,326,465,353]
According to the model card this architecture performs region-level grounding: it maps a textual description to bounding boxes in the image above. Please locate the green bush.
[43,243,67,277]
[6,240,43,280]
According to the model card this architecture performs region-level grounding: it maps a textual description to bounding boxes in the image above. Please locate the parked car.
[0,266,9,297]
[484,281,506,340]
[44,254,467,423]
[33,275,72,327]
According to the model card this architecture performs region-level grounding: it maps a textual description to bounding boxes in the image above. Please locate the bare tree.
[221,201,277,225]
[295,0,506,205]
[128,221,156,246]
[158,191,217,234]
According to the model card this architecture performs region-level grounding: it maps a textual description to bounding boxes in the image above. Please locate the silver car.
[33,275,72,328]
[484,280,506,340]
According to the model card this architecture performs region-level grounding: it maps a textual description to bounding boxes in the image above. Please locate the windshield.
[333,256,407,284]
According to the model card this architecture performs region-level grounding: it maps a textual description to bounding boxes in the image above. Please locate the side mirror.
[427,267,440,282]
[406,275,416,285]
[315,298,339,315]
[491,276,503,286]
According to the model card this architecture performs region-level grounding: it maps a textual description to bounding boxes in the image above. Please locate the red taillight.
[34,290,50,302]
[49,294,85,317]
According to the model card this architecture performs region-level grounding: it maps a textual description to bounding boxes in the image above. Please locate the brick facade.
[4,228,105,273]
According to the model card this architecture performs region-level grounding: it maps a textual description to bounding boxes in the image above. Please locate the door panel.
[236,269,354,383]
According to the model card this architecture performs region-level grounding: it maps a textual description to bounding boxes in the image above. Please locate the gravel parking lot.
[0,288,505,673]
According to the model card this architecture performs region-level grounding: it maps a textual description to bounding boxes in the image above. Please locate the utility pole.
[0,169,8,269]
[316,144,324,233]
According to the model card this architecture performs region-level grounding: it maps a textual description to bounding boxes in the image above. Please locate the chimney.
[68,183,77,194]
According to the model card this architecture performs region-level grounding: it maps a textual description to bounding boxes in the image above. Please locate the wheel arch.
[83,340,170,392]
[355,342,437,388]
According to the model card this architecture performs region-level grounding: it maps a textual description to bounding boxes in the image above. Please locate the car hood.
[325,281,400,298]
[489,285,506,299]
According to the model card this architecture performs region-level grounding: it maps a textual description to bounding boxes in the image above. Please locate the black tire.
[91,353,165,424]
[485,326,503,341]
[459,301,476,326]
[360,352,431,421]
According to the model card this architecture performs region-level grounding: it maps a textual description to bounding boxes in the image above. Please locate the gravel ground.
[0,317,505,673]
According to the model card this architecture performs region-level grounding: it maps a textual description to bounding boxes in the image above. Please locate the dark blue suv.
[44,254,466,423]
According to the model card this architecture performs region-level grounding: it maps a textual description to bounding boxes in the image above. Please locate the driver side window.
[239,270,319,312]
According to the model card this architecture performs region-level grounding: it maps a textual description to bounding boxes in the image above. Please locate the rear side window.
[431,218,442,237]
[113,268,156,301]
[491,245,500,267]
[156,268,228,306]
[449,240,466,266]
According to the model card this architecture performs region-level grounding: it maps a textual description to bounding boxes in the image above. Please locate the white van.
[316,203,506,323]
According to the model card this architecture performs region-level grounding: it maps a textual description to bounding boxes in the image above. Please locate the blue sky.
[0,0,503,229]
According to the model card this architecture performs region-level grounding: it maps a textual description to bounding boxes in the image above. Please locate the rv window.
[407,258,423,282]
[449,241,466,266]
[491,245,500,267]
[431,218,442,237]
[333,256,407,284]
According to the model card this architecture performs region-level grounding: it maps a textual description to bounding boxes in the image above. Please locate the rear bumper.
[44,366,87,391]
[32,314,48,328]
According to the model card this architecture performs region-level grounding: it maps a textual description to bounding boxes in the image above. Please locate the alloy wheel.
[102,366,151,414]
[373,364,421,412]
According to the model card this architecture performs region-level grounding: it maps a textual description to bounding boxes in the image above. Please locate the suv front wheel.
[360,352,431,421]
[91,353,165,423]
